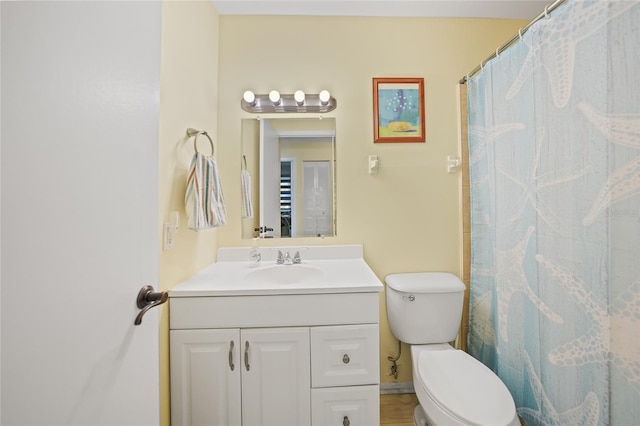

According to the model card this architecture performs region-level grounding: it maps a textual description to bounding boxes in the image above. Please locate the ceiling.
[211,0,552,20]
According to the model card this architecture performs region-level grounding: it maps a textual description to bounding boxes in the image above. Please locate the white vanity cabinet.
[169,245,384,426]
[170,293,380,426]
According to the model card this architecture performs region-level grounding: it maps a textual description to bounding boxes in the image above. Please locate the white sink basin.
[169,245,384,296]
[244,265,324,285]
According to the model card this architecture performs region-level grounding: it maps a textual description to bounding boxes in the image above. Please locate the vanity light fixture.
[294,90,305,106]
[240,89,337,113]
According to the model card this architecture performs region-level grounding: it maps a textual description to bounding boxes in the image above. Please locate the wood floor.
[381,394,526,426]
[380,393,419,426]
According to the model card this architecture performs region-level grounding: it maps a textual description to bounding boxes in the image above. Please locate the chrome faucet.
[283,252,293,265]
[276,250,301,265]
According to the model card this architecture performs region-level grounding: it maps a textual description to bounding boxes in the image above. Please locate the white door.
[260,119,281,237]
[303,161,332,236]
[241,328,311,426]
[1,2,161,424]
[170,330,242,426]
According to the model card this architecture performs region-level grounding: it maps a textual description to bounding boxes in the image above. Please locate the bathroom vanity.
[169,245,383,426]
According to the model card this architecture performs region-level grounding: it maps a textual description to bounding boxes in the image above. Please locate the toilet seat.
[414,347,516,426]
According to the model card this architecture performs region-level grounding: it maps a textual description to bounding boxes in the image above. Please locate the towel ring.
[187,128,215,156]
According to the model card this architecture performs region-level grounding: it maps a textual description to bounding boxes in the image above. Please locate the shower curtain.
[466,1,640,425]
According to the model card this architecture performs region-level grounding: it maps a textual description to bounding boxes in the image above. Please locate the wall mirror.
[241,117,336,239]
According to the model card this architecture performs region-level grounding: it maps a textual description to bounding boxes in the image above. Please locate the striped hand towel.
[241,169,253,218]
[185,152,227,230]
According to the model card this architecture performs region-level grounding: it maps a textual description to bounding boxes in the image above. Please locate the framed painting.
[373,77,425,143]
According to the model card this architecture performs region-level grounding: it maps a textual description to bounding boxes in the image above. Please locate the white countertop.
[169,245,384,297]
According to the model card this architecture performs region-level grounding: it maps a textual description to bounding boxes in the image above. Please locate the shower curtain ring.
[544,5,550,18]
[496,48,500,58]
[518,28,523,40]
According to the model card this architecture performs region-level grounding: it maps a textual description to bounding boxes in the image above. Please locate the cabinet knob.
[342,354,350,364]
[343,415,350,426]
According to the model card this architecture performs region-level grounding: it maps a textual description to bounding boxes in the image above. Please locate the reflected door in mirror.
[303,161,332,236]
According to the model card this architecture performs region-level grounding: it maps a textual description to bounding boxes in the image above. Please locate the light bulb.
[243,90,256,106]
[319,90,331,105]
[269,90,281,105]
[294,90,305,105]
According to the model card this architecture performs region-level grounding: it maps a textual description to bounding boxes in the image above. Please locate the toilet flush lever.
[403,294,416,302]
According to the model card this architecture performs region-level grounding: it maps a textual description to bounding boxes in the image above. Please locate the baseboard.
[380,382,415,394]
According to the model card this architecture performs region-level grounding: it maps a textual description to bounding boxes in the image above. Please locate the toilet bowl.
[385,272,519,426]
[411,344,519,426]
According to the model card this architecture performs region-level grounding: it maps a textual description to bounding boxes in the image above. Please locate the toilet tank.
[385,272,466,344]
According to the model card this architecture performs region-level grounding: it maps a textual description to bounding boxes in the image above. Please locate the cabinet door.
[241,327,311,426]
[170,329,241,426]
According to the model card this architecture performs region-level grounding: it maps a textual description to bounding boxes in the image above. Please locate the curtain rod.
[459,0,567,84]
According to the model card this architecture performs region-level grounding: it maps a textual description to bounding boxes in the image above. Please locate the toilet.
[385,272,520,426]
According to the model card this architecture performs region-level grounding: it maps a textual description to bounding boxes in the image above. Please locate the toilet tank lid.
[385,272,465,293]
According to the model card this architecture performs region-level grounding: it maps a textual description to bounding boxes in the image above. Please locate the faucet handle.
[276,250,284,264]
[292,250,302,264]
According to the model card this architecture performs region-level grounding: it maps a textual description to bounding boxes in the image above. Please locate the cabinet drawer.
[311,385,379,426]
[311,325,379,388]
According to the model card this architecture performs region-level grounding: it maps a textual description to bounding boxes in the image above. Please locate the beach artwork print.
[373,77,425,143]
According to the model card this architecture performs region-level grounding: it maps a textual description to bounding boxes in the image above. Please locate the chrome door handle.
[343,416,350,426]
[134,285,168,326]
[244,341,250,371]
[229,340,235,371]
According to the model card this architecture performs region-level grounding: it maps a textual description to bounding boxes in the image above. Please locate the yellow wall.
[216,15,526,385]
[158,1,220,424]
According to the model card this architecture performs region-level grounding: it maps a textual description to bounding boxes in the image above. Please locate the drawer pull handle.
[343,415,350,426]
[342,354,350,364]
[229,340,235,371]
[244,341,250,371]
